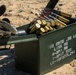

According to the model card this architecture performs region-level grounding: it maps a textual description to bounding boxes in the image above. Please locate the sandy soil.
[0,0,76,75]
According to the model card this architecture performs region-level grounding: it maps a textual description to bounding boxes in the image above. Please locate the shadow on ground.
[0,49,31,75]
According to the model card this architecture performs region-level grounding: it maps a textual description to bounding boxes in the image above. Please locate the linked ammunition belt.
[27,9,72,36]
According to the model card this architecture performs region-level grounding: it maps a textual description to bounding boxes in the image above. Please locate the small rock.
[70,60,76,67]
[58,1,65,6]
[30,11,34,14]
[9,10,13,12]
[59,3,64,6]
[53,72,57,74]
[26,16,29,20]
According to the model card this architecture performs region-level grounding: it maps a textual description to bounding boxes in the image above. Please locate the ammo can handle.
[45,0,59,9]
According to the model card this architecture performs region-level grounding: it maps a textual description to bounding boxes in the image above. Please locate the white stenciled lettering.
[70,51,75,55]
[64,45,68,50]
[73,34,76,39]
[66,48,72,53]
[66,36,72,41]
[48,44,54,49]
[56,44,62,50]
[49,34,76,66]
[56,39,64,46]
[64,42,68,46]
[54,48,56,51]
[57,57,62,62]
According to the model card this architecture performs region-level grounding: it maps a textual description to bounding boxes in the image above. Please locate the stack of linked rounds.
[27,9,72,36]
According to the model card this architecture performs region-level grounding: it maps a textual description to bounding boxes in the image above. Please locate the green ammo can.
[0,0,75,75]
[0,20,76,75]
[15,20,76,75]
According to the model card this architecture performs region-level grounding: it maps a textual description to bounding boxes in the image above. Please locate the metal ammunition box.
[0,20,76,75]
[15,21,76,75]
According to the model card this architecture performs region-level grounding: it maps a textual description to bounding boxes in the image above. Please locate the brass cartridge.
[41,19,47,26]
[53,10,72,18]
[44,26,50,32]
[51,12,70,24]
[29,23,41,33]
[36,28,44,35]
[49,15,67,27]
[46,21,53,31]
[36,27,46,35]
[40,27,46,33]
[50,19,56,26]
[55,19,67,27]
[46,21,51,26]
[49,26,54,31]
[42,15,56,27]
[37,20,42,25]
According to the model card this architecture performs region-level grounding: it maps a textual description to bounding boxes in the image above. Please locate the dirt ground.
[0,0,76,75]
